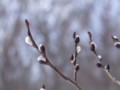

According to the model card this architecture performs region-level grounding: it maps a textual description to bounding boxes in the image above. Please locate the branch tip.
[73,32,76,39]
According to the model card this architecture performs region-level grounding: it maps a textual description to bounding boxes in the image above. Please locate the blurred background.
[0,0,120,90]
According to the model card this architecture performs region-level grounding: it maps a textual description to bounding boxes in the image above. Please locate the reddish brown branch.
[25,19,38,49]
[47,60,82,90]
[25,20,82,90]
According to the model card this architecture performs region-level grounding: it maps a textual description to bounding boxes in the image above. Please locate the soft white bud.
[39,44,43,51]
[37,55,46,62]
[40,88,45,90]
[114,42,120,48]
[76,45,81,54]
[25,36,33,46]
[39,44,42,46]
[90,41,97,49]
[113,35,118,39]
[114,42,120,46]
[98,55,102,61]
[76,35,79,38]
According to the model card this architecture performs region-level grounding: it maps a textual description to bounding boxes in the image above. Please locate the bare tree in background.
[1,0,120,90]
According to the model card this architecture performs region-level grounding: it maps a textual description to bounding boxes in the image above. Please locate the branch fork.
[88,31,120,86]
[25,19,82,90]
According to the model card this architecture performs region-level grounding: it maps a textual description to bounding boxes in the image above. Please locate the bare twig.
[88,31,120,86]
[74,68,78,81]
[71,32,81,82]
[104,69,120,85]
[47,59,82,90]
[25,19,82,90]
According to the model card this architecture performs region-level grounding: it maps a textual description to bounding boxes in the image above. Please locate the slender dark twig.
[25,19,82,90]
[71,32,81,82]
[25,19,38,50]
[47,60,82,90]
[88,31,120,86]
[74,70,78,81]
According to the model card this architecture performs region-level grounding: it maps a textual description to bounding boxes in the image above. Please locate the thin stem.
[104,69,120,85]
[47,60,82,90]
[36,42,82,90]
[74,43,78,82]
[94,53,120,86]
[88,31,120,86]
[25,20,82,90]
[74,70,78,82]
[37,46,82,90]
[25,19,38,49]
[74,43,77,65]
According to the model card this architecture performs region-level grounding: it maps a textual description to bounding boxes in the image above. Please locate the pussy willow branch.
[104,68,120,85]
[46,59,82,90]
[93,51,120,86]
[72,32,80,82]
[88,31,120,86]
[37,43,82,90]
[25,19,82,90]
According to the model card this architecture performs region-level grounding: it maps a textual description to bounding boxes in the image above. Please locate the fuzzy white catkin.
[40,88,45,90]
[76,35,79,38]
[25,36,33,46]
[90,41,97,49]
[114,42,120,46]
[37,55,46,62]
[76,45,81,54]
[39,44,43,51]
[113,35,118,39]
[98,55,102,60]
